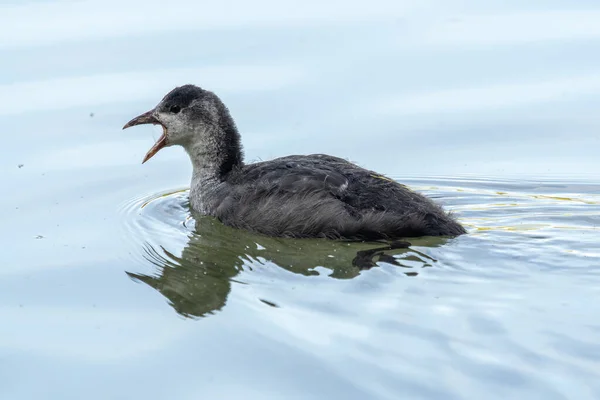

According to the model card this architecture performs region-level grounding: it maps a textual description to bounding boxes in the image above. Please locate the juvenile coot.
[123,85,466,240]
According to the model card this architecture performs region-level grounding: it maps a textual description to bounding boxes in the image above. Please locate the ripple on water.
[115,178,600,398]
[117,183,468,317]
[118,178,600,318]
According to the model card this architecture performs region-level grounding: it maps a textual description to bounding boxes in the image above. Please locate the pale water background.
[1,1,600,399]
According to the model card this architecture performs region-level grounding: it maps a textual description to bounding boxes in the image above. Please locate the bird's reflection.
[126,216,447,318]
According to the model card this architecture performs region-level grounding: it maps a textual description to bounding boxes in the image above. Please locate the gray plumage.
[123,84,466,240]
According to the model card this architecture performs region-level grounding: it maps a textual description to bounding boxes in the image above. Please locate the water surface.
[2,1,600,399]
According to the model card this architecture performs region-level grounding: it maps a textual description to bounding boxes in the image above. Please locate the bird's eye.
[169,105,181,114]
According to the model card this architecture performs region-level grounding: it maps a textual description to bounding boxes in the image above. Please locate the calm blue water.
[1,1,600,399]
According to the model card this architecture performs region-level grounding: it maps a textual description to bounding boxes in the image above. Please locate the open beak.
[122,109,168,164]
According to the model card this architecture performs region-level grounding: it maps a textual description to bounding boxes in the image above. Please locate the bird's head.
[123,84,229,163]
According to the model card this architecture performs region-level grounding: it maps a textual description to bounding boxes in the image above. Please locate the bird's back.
[207,154,465,239]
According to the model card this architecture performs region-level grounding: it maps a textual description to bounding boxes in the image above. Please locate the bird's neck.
[185,124,243,184]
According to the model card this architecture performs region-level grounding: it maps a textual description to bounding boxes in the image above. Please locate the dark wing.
[231,153,429,213]
[230,154,352,198]
[217,154,464,238]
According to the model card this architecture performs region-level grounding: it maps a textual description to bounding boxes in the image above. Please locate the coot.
[123,85,466,240]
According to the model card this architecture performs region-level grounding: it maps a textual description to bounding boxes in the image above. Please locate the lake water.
[2,1,600,399]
